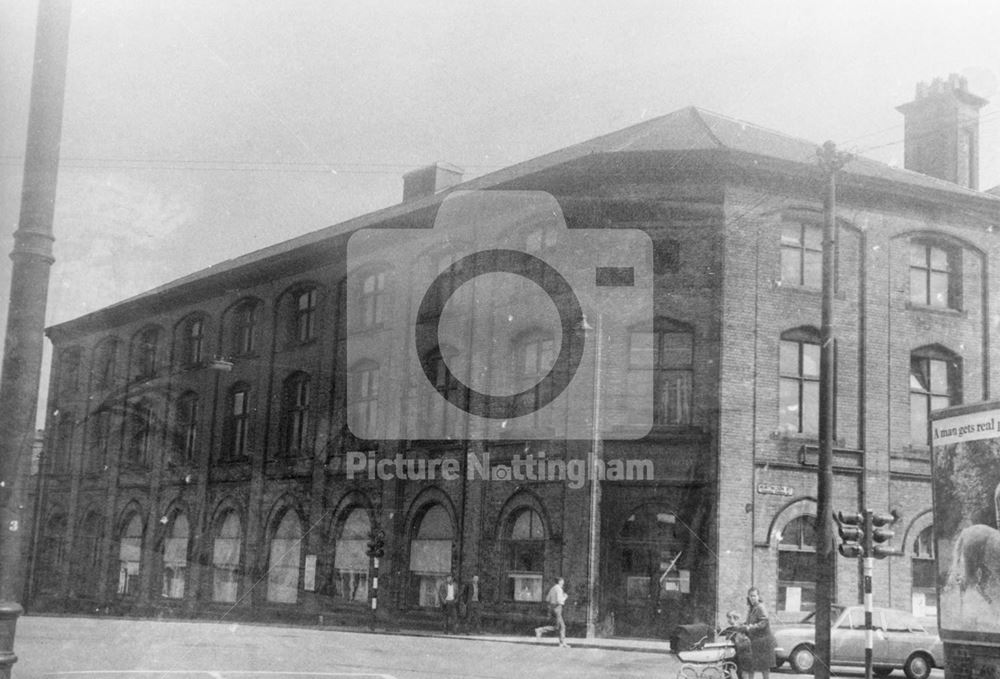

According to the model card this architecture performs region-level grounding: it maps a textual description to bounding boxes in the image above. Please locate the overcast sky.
[3,1,1000,423]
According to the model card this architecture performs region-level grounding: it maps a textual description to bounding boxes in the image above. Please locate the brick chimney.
[402,162,463,202]
[897,74,988,189]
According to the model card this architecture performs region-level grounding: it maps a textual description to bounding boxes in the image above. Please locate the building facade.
[29,76,1000,638]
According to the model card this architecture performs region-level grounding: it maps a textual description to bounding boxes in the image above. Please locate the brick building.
[29,75,1000,637]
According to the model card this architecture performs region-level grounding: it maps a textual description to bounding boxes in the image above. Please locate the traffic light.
[366,528,386,558]
[870,511,900,559]
[834,510,865,558]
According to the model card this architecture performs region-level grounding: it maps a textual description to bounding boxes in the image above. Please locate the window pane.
[929,360,949,393]
[931,395,951,412]
[802,224,822,250]
[630,332,654,368]
[929,246,949,271]
[929,271,949,307]
[781,223,802,246]
[803,251,822,288]
[909,242,927,267]
[781,249,801,284]
[910,394,929,445]
[910,358,928,392]
[660,333,692,367]
[662,371,692,425]
[802,381,819,434]
[779,379,800,431]
[779,341,799,376]
[801,343,820,377]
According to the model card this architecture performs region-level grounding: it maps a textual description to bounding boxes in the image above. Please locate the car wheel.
[873,667,894,677]
[789,645,816,673]
[904,653,932,679]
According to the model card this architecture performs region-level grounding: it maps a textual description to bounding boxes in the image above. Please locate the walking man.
[463,574,483,633]
[534,576,570,648]
[437,574,458,633]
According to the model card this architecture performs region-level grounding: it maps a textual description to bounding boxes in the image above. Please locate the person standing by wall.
[740,586,776,679]
[534,577,570,648]
[463,574,483,634]
[437,574,458,633]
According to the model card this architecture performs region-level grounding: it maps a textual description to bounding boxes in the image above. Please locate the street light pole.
[814,141,851,679]
[585,313,603,639]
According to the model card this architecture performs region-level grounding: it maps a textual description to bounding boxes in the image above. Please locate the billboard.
[930,402,1000,643]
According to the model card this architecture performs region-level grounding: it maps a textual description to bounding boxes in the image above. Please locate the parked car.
[772,605,943,679]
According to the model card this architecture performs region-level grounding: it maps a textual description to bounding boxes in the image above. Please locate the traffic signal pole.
[863,511,874,679]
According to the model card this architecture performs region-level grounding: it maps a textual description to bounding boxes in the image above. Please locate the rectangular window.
[230,390,249,458]
[909,242,956,309]
[627,325,693,426]
[361,272,386,329]
[780,223,822,288]
[779,339,820,434]
[910,355,958,446]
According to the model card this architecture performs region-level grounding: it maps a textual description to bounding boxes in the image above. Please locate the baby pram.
[676,636,738,679]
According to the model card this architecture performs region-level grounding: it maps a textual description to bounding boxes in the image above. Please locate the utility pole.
[814,141,851,679]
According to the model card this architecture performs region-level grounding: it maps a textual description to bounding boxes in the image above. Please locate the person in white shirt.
[437,574,458,633]
[534,576,570,648]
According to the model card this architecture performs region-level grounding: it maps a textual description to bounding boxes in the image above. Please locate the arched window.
[282,373,311,455]
[86,409,112,474]
[118,513,143,596]
[418,347,462,439]
[628,319,694,426]
[348,362,380,440]
[59,347,82,394]
[133,326,160,379]
[333,507,371,603]
[230,299,260,356]
[73,511,103,596]
[910,347,961,446]
[778,515,816,614]
[178,315,206,366]
[92,337,119,390]
[161,512,190,599]
[909,238,960,309]
[224,384,251,460]
[409,504,453,607]
[212,511,242,603]
[174,392,199,464]
[267,510,302,603]
[126,400,154,467]
[515,332,555,430]
[38,513,67,593]
[504,508,546,602]
[779,328,822,435]
[619,506,688,605]
[359,271,386,330]
[911,525,936,617]
[294,288,318,343]
[780,221,822,288]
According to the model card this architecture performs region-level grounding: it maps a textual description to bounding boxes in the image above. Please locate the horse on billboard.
[949,524,1000,605]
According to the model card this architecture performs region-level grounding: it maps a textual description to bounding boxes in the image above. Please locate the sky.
[2,0,1000,426]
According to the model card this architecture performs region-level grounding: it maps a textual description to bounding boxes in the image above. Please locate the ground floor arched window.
[267,510,302,603]
[911,525,936,618]
[162,512,190,599]
[504,507,546,602]
[118,513,143,596]
[409,504,453,607]
[777,515,816,614]
[212,511,242,603]
[334,507,370,603]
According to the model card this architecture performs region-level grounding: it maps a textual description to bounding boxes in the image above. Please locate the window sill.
[905,303,964,317]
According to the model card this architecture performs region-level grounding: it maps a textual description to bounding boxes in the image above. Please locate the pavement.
[416,629,675,654]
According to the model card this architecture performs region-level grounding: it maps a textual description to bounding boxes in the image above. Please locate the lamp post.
[584,313,603,639]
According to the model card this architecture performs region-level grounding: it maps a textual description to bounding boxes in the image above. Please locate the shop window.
[333,507,371,603]
[911,526,937,618]
[777,515,816,613]
[504,508,546,602]
[409,504,453,608]
[118,513,143,596]
[267,510,302,603]
[212,511,242,603]
[619,506,688,604]
[161,512,189,599]
[910,348,961,447]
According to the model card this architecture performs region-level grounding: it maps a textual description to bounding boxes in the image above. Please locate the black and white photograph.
[2,2,1000,678]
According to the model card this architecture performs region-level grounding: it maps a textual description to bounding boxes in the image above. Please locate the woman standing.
[740,586,777,679]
